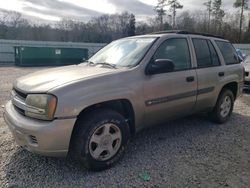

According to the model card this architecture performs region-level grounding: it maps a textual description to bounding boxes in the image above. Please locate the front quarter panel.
[50,69,145,129]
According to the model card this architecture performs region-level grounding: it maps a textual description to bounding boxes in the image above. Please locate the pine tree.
[168,0,183,29]
[127,14,136,36]
[212,0,225,34]
[234,0,249,42]
[204,0,212,32]
[154,0,183,30]
[154,0,167,30]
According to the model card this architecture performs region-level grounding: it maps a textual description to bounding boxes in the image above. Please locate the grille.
[14,88,27,99]
[12,88,27,116]
[29,135,38,144]
[13,105,25,116]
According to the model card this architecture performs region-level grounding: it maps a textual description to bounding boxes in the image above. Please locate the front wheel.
[70,109,130,171]
[210,89,234,124]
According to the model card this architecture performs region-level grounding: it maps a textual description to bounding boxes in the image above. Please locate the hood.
[14,64,119,93]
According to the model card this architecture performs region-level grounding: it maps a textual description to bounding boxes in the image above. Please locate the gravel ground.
[0,66,250,188]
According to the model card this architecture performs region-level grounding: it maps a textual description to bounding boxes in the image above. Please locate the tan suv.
[4,31,244,170]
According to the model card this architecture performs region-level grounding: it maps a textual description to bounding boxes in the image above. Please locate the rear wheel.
[70,109,130,171]
[210,89,234,124]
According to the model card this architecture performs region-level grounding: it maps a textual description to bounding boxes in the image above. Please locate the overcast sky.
[0,0,236,22]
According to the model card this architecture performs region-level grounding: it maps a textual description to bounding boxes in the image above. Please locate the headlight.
[25,94,57,120]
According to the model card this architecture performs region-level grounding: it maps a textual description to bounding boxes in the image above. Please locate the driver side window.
[153,38,191,71]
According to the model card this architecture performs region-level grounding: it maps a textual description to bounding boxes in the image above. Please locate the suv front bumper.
[3,101,76,157]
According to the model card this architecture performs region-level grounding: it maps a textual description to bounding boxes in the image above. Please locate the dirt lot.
[0,66,250,188]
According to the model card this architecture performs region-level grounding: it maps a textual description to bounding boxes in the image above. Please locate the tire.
[70,109,130,171]
[210,89,235,124]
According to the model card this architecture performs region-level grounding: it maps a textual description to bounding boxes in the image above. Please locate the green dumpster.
[14,46,88,66]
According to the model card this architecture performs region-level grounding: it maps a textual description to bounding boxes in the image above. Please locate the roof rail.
[150,30,225,39]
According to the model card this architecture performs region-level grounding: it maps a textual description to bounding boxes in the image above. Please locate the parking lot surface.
[0,66,250,187]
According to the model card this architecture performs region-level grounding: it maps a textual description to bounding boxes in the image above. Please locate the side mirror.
[145,59,175,75]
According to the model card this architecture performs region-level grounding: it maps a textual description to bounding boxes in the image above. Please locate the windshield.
[88,37,157,67]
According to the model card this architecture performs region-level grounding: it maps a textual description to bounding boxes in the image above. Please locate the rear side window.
[215,41,239,65]
[192,38,220,68]
[153,38,191,71]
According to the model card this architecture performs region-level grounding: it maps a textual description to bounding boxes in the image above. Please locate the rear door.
[143,37,197,126]
[191,38,225,111]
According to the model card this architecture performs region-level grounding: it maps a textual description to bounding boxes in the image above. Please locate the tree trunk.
[160,15,163,30]
[248,19,250,32]
[239,0,245,43]
[173,4,176,29]
[208,9,211,32]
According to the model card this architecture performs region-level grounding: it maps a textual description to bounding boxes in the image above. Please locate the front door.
[143,37,197,126]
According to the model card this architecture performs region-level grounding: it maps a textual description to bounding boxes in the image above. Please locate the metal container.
[14,46,88,66]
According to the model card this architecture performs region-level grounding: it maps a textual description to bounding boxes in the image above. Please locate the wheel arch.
[220,82,238,100]
[69,99,136,148]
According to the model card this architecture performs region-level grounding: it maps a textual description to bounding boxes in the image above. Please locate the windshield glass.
[88,37,157,67]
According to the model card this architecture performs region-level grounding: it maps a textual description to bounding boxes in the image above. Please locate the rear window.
[215,41,239,65]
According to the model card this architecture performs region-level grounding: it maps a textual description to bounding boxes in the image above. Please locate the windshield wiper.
[84,60,95,65]
[95,62,117,69]
[83,60,117,69]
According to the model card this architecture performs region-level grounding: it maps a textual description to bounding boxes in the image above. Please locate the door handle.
[218,72,225,77]
[186,76,195,82]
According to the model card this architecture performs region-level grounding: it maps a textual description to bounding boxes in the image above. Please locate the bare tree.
[5,11,22,27]
[1,5,250,44]
[0,11,8,38]
[0,11,8,25]
[177,11,196,31]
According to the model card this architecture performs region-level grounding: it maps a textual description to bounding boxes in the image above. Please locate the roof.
[149,30,225,40]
